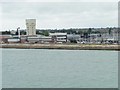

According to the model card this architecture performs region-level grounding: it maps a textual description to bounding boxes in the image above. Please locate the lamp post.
[17,27,20,38]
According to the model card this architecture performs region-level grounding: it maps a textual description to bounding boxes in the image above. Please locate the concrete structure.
[8,38,20,43]
[0,35,12,43]
[26,19,36,36]
[8,36,20,43]
[39,36,52,43]
[20,35,27,43]
[49,33,67,43]
[27,36,39,43]
[27,36,52,43]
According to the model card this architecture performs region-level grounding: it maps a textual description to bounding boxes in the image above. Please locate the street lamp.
[17,27,20,38]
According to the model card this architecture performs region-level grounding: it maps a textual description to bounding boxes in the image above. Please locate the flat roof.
[49,33,67,36]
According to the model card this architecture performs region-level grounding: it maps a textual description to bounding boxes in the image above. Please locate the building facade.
[26,19,36,36]
[49,33,67,43]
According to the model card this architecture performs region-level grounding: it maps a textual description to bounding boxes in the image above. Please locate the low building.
[27,35,52,43]
[8,36,20,43]
[8,38,20,43]
[20,35,28,43]
[27,36,39,43]
[0,35,12,43]
[39,36,52,43]
[49,33,67,43]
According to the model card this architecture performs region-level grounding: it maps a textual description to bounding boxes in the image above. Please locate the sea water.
[2,49,118,88]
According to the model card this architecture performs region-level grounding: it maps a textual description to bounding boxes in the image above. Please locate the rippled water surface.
[2,49,118,88]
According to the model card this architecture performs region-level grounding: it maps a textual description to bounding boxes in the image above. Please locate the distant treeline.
[0,27,119,35]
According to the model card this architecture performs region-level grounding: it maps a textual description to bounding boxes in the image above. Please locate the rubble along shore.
[0,43,120,51]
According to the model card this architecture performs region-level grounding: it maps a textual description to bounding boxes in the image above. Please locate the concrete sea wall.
[0,44,119,51]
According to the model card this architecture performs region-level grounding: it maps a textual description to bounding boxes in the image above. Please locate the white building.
[8,36,20,43]
[49,33,67,43]
[26,19,36,36]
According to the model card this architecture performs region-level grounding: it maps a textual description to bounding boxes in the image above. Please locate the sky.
[0,0,119,31]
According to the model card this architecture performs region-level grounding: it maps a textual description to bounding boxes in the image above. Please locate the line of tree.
[1,27,118,35]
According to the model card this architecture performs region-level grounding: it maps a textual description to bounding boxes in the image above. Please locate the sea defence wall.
[0,44,119,51]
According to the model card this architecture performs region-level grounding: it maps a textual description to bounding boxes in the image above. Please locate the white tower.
[26,19,36,36]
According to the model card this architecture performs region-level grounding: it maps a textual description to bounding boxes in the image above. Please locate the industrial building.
[27,36,52,43]
[49,33,67,43]
[1,19,119,44]
[26,19,36,36]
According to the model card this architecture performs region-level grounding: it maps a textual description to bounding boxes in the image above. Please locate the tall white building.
[26,19,36,36]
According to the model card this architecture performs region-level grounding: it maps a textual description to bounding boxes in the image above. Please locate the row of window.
[57,38,66,40]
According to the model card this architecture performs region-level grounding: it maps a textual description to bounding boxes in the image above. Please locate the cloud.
[0,0,119,2]
[1,2,118,30]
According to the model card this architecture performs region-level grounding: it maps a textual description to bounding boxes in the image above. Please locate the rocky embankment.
[0,43,120,51]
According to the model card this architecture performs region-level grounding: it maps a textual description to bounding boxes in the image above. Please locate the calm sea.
[2,49,118,88]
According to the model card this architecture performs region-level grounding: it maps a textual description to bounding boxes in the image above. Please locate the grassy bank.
[0,43,119,51]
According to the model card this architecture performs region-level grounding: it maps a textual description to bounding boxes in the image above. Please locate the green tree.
[88,28,92,34]
[20,31,26,35]
[43,31,49,36]
[2,31,11,35]
[108,28,112,35]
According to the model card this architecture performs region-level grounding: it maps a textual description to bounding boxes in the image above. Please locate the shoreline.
[0,43,120,51]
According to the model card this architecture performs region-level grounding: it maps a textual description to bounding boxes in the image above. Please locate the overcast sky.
[0,0,118,31]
